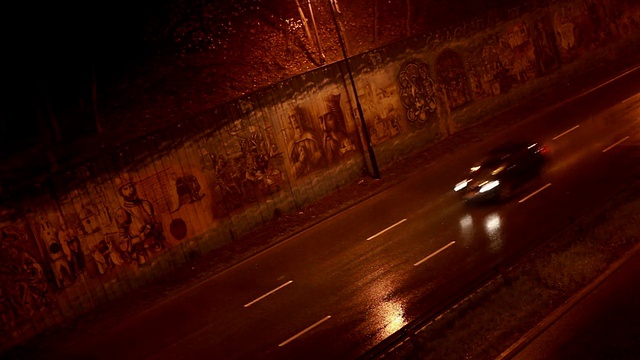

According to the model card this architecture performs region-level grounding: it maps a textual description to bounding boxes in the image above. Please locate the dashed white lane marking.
[279,315,332,347]
[414,241,456,267]
[588,66,640,95]
[367,219,408,241]
[244,281,293,308]
[602,136,630,153]
[518,183,552,203]
[553,125,580,140]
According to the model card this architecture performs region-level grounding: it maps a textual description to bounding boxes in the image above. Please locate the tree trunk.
[406,0,411,36]
[374,0,378,43]
[92,66,102,133]
[307,0,325,64]
[294,0,313,45]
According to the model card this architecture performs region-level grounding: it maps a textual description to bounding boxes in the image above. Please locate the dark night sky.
[1,0,161,142]
[1,0,270,145]
[4,1,157,86]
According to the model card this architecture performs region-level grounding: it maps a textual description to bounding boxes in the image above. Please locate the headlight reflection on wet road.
[458,212,503,252]
[459,214,474,245]
[379,300,406,337]
[484,213,504,253]
[367,279,407,340]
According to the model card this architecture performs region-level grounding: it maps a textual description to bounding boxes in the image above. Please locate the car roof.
[478,141,535,166]
[490,141,533,154]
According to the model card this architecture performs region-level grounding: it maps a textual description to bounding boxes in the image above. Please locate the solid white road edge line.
[518,183,552,203]
[552,125,580,140]
[602,136,630,153]
[414,241,456,267]
[244,280,293,308]
[279,315,332,347]
[367,218,408,241]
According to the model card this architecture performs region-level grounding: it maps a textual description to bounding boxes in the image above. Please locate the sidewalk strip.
[602,136,630,153]
[279,315,331,347]
[414,241,455,267]
[518,183,552,203]
[244,280,293,308]
[367,219,407,241]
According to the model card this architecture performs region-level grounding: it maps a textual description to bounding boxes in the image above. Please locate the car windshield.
[472,153,509,174]
[478,142,532,166]
[473,160,505,178]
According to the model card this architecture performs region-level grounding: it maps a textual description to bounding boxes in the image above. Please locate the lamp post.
[328,0,380,179]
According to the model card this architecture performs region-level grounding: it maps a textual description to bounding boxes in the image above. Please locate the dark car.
[454,141,548,202]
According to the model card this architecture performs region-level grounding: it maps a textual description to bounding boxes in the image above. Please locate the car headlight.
[454,179,469,192]
[479,180,500,193]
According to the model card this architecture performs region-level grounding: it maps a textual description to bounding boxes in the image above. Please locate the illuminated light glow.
[552,125,580,140]
[518,183,552,203]
[454,180,469,192]
[459,214,472,229]
[491,165,505,175]
[484,213,504,253]
[470,165,481,172]
[414,241,456,266]
[538,145,550,155]
[459,214,474,243]
[484,213,501,234]
[367,219,407,241]
[527,143,538,149]
[365,279,408,343]
[479,180,500,193]
[279,315,331,347]
[379,301,407,337]
[602,136,630,153]
[244,280,293,307]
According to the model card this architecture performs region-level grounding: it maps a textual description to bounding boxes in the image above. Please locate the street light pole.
[328,0,380,179]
